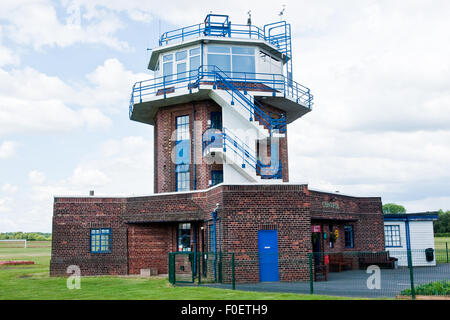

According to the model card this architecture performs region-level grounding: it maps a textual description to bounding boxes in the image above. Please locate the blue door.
[258,230,279,282]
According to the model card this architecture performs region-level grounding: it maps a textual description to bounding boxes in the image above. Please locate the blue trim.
[405,220,412,251]
[384,214,438,221]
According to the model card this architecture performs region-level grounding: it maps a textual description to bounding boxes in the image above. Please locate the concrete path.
[188,264,450,298]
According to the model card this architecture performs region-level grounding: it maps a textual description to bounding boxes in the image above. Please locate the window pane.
[177,62,187,80]
[211,170,223,186]
[176,50,187,61]
[163,62,173,81]
[232,47,254,55]
[208,45,230,53]
[344,225,354,248]
[207,54,231,73]
[190,47,200,56]
[232,55,255,77]
[163,54,173,62]
[178,223,191,252]
[189,55,200,72]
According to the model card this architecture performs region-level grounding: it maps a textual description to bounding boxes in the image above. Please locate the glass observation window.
[90,228,111,253]
[178,223,191,252]
[207,45,255,77]
[385,225,401,247]
[176,50,187,61]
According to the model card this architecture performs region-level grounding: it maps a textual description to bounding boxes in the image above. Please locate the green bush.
[435,233,450,237]
[401,281,450,296]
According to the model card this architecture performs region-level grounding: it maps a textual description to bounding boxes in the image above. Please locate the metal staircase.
[203,127,282,181]
[198,66,287,137]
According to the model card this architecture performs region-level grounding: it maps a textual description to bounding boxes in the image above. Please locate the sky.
[0,0,449,232]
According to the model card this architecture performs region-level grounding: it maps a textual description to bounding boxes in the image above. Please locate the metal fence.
[169,248,449,299]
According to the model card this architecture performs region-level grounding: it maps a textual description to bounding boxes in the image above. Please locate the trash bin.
[425,248,434,262]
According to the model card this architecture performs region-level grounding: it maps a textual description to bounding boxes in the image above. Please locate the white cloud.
[0,26,20,67]
[0,197,13,213]
[0,58,149,136]
[0,0,129,51]
[1,183,18,193]
[76,58,149,112]
[69,166,111,187]
[0,141,17,159]
[29,170,46,185]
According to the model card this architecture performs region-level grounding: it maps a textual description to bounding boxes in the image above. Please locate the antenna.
[247,10,252,39]
[279,5,286,20]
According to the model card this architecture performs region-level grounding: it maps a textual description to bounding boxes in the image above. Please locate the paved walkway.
[189,264,450,298]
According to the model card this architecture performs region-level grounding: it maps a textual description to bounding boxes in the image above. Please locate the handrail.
[203,65,286,135]
[129,65,314,124]
[202,127,282,179]
[158,21,290,57]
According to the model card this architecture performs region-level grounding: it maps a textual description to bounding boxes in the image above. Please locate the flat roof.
[383,212,439,221]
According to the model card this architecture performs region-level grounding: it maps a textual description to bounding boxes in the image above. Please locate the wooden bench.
[358,252,397,269]
[329,253,353,272]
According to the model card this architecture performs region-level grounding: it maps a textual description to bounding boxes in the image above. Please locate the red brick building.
[50,14,385,282]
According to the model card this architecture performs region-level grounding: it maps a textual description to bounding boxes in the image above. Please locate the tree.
[434,209,450,233]
[382,203,406,214]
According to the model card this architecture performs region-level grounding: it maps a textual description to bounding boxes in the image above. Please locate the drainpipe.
[212,203,219,281]
[192,102,196,190]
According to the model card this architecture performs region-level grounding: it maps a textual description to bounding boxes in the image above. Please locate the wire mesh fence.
[169,248,449,299]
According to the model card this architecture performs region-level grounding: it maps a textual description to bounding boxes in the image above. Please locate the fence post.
[198,252,201,285]
[309,253,314,294]
[218,251,223,283]
[446,242,449,264]
[231,253,236,290]
[407,250,415,300]
[168,253,175,285]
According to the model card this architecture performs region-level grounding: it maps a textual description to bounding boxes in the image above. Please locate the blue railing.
[159,16,291,59]
[206,66,287,135]
[129,65,314,123]
[202,127,282,179]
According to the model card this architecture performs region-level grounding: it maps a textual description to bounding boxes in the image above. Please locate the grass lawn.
[435,237,449,263]
[435,237,449,250]
[0,244,364,300]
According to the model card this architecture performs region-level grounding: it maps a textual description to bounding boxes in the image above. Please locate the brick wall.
[154,100,223,193]
[50,185,385,282]
[309,190,385,252]
[218,184,311,282]
[154,99,289,193]
[127,223,177,274]
[50,197,128,276]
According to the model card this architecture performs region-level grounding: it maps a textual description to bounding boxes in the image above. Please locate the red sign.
[312,225,321,233]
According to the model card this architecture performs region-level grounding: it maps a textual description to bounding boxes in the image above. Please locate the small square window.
[384,225,401,247]
[90,228,111,253]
